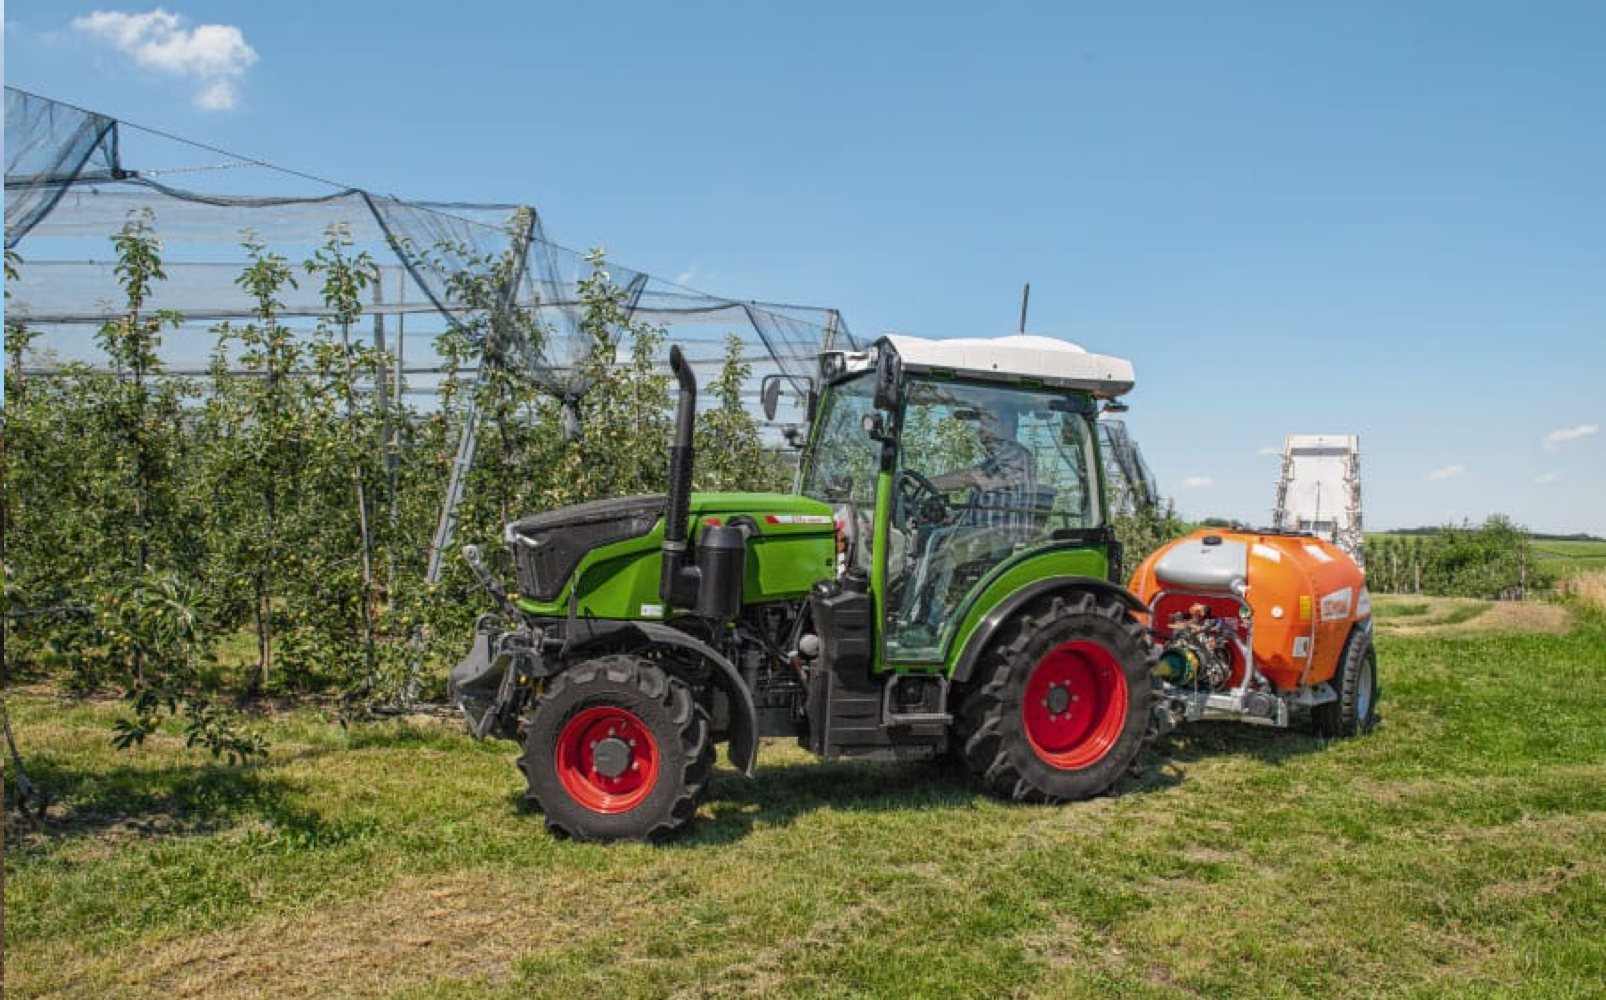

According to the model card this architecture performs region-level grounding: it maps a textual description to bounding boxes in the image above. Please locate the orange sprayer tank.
[1128,530,1371,692]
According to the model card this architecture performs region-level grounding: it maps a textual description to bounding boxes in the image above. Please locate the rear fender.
[951,576,1149,686]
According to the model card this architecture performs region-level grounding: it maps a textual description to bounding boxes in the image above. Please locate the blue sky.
[5,1,1604,533]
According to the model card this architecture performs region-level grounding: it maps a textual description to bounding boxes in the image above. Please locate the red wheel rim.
[1021,640,1129,769]
[554,706,660,814]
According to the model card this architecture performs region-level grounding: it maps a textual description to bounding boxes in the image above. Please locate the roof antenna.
[1017,282,1030,335]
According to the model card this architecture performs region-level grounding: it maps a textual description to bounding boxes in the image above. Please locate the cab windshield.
[800,373,878,570]
[800,373,877,508]
[800,372,1104,661]
[887,378,1101,659]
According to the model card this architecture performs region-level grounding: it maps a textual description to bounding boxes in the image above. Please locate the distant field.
[1529,539,1606,578]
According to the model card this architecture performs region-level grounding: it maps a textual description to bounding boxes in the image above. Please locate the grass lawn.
[5,603,1603,999]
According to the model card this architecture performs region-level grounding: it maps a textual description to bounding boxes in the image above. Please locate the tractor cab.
[800,335,1137,665]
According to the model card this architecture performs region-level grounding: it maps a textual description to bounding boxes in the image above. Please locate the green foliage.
[1365,515,1553,598]
[101,573,266,764]
[5,220,793,719]
[201,235,308,692]
[695,333,789,492]
[6,219,261,755]
[1109,497,1190,577]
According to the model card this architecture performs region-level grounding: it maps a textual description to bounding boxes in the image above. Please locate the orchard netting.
[4,88,853,413]
[1,87,856,715]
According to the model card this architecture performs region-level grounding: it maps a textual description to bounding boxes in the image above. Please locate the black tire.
[520,655,712,842]
[957,592,1154,803]
[1311,625,1379,737]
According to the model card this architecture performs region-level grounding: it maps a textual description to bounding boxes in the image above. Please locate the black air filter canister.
[695,524,747,620]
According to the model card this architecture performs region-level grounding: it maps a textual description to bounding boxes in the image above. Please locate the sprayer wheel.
[520,655,711,842]
[957,593,1154,803]
[1312,626,1379,737]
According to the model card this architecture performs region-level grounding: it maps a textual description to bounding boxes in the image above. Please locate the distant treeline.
[1364,515,1551,599]
[1378,526,1604,542]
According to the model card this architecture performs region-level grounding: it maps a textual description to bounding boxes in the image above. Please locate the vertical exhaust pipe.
[661,345,701,607]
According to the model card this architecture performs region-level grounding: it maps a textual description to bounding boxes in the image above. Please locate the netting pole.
[425,370,483,587]
[372,279,392,486]
[338,315,379,689]
[408,375,483,707]
[388,268,404,593]
[393,268,406,440]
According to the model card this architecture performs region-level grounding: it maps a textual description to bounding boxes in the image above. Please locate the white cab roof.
[880,333,1135,398]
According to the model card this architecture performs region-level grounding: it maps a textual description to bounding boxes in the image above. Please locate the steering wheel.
[897,469,954,527]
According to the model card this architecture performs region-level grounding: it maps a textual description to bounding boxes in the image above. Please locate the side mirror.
[861,412,892,442]
[873,348,902,411]
[760,374,785,421]
[1101,399,1130,415]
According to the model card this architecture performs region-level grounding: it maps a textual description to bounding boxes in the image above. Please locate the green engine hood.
[509,492,836,620]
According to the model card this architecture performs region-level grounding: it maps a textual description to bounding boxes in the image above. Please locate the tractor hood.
[507,492,835,617]
[507,495,666,603]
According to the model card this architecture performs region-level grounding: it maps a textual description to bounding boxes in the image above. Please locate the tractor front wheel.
[520,656,712,841]
[958,593,1153,802]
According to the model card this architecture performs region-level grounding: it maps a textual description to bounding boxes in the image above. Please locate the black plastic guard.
[449,628,502,736]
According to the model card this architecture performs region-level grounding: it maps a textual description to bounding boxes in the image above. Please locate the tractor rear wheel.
[1311,626,1379,737]
[958,593,1153,802]
[520,655,712,841]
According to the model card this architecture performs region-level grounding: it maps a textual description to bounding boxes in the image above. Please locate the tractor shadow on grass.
[664,716,1370,846]
[1122,715,1374,796]
[8,751,352,851]
[672,756,987,847]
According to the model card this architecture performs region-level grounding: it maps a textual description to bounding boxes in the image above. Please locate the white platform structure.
[1271,434,1365,565]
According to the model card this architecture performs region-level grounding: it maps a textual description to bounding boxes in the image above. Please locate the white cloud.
[1256,446,1281,457]
[1534,473,1560,485]
[1428,464,1467,482]
[194,78,238,111]
[72,8,257,111]
[1182,476,1214,489]
[1542,423,1598,452]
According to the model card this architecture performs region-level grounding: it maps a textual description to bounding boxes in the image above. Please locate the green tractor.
[451,333,1155,840]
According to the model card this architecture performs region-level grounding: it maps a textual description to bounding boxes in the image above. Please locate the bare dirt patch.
[1379,598,1572,637]
[82,868,607,1000]
[1470,601,1574,634]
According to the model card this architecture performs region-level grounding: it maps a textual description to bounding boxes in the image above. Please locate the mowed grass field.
[6,601,1604,999]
